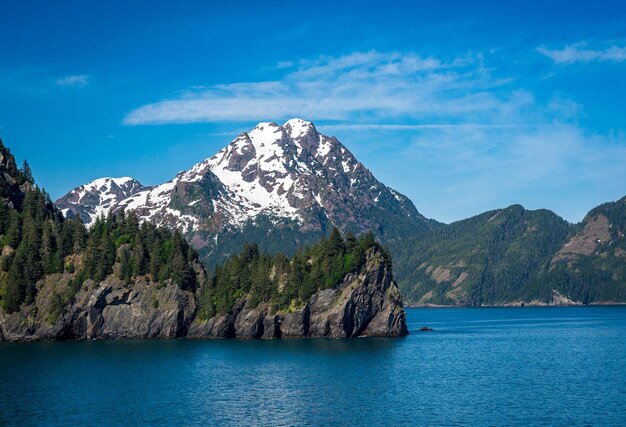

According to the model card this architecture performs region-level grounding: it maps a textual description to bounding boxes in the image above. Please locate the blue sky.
[1,0,625,223]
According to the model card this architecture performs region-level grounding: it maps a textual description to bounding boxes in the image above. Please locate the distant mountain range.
[56,119,626,306]
[395,199,626,306]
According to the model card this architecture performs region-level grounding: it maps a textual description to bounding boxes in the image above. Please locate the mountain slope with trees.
[396,201,626,306]
[0,138,203,317]
[196,228,391,319]
[540,196,626,304]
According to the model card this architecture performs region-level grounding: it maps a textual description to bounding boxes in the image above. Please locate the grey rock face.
[0,278,196,342]
[188,247,408,339]
[58,279,196,340]
[1,248,407,342]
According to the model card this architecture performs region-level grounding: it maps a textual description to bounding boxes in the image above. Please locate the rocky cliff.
[188,247,407,339]
[0,248,407,341]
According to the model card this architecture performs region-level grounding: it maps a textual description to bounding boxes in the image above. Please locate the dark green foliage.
[0,144,86,312]
[395,205,573,305]
[196,216,327,272]
[0,185,78,312]
[82,213,199,291]
[0,139,34,211]
[20,160,33,184]
[0,139,201,313]
[198,227,387,318]
[396,201,626,306]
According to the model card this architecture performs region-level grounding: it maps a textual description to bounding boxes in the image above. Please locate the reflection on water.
[1,306,625,426]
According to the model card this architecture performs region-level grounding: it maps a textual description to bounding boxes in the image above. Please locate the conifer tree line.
[0,139,199,313]
[198,227,390,319]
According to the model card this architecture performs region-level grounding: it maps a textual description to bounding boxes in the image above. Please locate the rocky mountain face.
[396,199,626,306]
[56,177,147,225]
[541,196,626,304]
[0,276,198,341]
[0,247,407,341]
[56,119,432,268]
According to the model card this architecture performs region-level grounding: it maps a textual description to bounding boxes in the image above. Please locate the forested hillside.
[0,139,201,315]
[540,196,626,303]
[197,228,389,319]
[396,203,626,306]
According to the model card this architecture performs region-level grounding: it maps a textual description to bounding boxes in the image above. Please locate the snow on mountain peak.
[283,118,315,140]
[55,176,146,225]
[88,176,137,189]
[56,119,423,238]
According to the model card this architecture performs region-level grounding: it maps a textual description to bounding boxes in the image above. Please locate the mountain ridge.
[56,119,433,268]
[56,176,147,225]
[395,199,626,306]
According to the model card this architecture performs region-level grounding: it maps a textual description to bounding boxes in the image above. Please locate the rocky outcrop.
[0,277,196,342]
[500,290,584,307]
[187,247,407,339]
[0,248,407,342]
[57,279,197,340]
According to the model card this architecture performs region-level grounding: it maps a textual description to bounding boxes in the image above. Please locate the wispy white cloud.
[275,60,295,69]
[121,49,626,222]
[538,42,626,64]
[320,123,551,132]
[56,74,89,87]
[123,51,541,126]
[376,124,626,222]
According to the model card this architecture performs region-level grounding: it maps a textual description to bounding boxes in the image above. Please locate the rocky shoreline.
[408,290,626,309]
[0,248,407,342]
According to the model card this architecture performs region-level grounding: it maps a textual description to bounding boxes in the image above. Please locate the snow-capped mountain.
[56,119,432,264]
[56,177,147,224]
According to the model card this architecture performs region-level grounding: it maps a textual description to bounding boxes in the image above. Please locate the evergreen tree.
[345,231,357,251]
[149,242,161,280]
[326,226,345,258]
[118,247,133,284]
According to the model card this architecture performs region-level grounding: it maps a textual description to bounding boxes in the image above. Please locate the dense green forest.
[197,228,388,319]
[0,139,200,314]
[395,202,626,306]
[537,196,626,304]
[394,205,571,304]
[196,216,326,271]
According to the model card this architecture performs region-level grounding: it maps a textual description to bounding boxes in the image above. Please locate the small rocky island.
[0,244,407,341]
[187,245,407,339]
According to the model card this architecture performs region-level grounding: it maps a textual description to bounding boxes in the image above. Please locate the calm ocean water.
[1,306,625,426]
